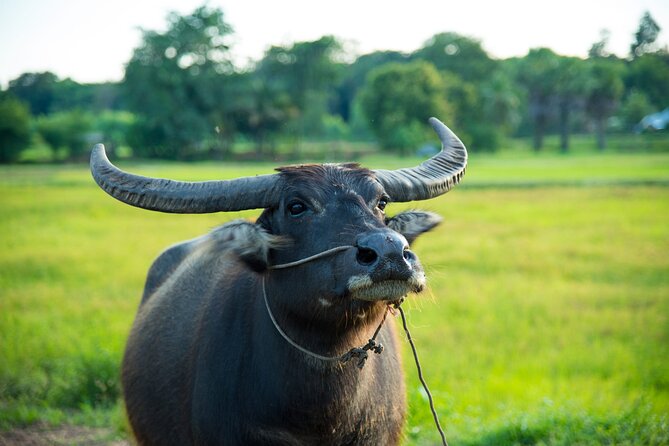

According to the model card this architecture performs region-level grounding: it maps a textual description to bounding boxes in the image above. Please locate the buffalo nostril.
[356,247,378,266]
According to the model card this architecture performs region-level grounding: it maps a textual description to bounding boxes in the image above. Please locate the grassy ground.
[1,151,668,444]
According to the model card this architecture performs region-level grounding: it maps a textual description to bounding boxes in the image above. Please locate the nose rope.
[396,302,449,446]
[267,245,354,270]
[264,244,385,368]
[263,244,449,445]
[262,278,388,369]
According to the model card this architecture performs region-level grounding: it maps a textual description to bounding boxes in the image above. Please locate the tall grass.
[1,152,668,444]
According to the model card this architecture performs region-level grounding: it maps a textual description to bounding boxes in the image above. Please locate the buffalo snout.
[355,231,416,282]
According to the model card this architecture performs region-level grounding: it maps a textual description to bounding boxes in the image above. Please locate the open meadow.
[1,151,668,445]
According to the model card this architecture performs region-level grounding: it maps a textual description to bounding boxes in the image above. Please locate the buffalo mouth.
[346,272,426,302]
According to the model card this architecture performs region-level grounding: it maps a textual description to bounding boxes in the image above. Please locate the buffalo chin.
[347,274,425,302]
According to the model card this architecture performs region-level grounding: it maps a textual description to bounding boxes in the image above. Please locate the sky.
[1,0,668,88]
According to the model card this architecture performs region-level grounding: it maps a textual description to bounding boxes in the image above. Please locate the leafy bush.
[35,110,93,161]
[0,96,32,163]
[359,60,452,154]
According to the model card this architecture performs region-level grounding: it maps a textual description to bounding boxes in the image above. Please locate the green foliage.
[51,79,123,113]
[93,111,136,156]
[588,29,611,59]
[443,70,519,152]
[35,110,93,160]
[412,32,498,83]
[586,58,625,150]
[256,36,344,138]
[515,48,561,150]
[586,59,625,118]
[554,57,590,151]
[321,114,350,140]
[479,70,522,134]
[630,11,662,58]
[123,5,234,159]
[336,51,409,122]
[626,53,669,110]
[7,72,122,116]
[223,73,298,157]
[411,33,518,152]
[7,72,59,115]
[1,7,666,164]
[0,96,32,163]
[619,89,656,130]
[360,61,452,154]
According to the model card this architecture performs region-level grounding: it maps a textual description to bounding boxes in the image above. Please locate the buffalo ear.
[386,211,442,245]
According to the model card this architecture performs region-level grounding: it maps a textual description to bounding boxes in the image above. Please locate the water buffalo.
[91,117,467,445]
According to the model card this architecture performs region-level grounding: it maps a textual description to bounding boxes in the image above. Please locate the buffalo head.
[91,117,467,323]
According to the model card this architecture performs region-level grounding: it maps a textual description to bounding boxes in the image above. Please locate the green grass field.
[1,151,668,445]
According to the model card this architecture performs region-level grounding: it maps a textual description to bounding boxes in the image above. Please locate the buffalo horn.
[374,117,468,202]
[90,144,280,213]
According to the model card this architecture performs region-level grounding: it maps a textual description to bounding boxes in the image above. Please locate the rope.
[264,244,449,444]
[396,302,449,446]
[262,278,389,369]
[267,245,353,270]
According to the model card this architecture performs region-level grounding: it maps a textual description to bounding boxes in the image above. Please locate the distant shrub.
[0,96,32,163]
[35,110,94,161]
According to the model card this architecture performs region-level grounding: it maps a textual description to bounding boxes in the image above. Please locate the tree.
[256,36,344,139]
[443,73,479,145]
[36,110,93,160]
[554,57,589,152]
[413,33,515,151]
[0,96,32,163]
[585,59,624,150]
[51,79,123,112]
[618,89,654,130]
[359,61,451,155]
[589,29,611,59]
[123,6,234,159]
[626,53,669,110]
[7,73,122,115]
[515,48,561,151]
[225,73,297,157]
[630,12,662,58]
[7,72,59,115]
[94,111,136,157]
[472,70,521,151]
[412,32,497,83]
[336,50,408,123]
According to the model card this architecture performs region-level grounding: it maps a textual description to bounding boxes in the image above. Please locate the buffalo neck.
[259,274,388,362]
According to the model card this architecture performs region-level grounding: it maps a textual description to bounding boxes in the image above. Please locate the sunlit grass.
[400,186,669,444]
[1,153,668,444]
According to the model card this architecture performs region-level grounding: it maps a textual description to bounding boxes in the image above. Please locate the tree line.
[1,7,667,163]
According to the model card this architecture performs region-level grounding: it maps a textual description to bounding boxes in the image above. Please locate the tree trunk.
[533,116,546,152]
[559,104,570,153]
[595,117,606,151]
[255,132,265,159]
[269,138,277,159]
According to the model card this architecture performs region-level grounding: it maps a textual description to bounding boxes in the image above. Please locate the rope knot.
[341,338,384,369]
[391,297,405,309]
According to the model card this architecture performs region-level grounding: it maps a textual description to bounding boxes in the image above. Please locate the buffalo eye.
[377,198,388,212]
[287,200,307,217]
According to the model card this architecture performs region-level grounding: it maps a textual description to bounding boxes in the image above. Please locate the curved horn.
[374,117,468,202]
[90,144,280,213]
